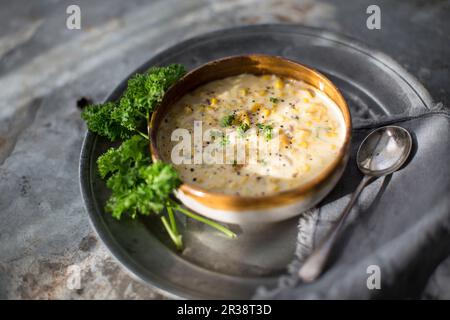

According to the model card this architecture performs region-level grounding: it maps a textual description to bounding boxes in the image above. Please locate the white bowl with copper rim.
[150,55,351,224]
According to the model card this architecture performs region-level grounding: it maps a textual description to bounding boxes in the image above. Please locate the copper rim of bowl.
[149,54,352,210]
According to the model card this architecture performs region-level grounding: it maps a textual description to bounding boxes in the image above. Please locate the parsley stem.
[169,200,236,239]
[136,130,149,140]
[167,205,178,235]
[161,216,183,250]
[136,110,147,118]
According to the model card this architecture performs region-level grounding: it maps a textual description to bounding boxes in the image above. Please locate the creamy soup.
[157,74,346,197]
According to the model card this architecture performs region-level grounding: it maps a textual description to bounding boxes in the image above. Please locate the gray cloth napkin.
[254,105,450,299]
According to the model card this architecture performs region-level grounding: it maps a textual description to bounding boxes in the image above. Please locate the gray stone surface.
[0,0,448,299]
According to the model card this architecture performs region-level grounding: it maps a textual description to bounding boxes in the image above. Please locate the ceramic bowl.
[150,55,351,224]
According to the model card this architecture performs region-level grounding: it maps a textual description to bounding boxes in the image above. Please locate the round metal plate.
[79,25,433,299]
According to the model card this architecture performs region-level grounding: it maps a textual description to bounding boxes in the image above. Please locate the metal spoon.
[298,125,412,282]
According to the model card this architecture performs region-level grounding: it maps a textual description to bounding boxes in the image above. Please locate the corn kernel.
[303,97,309,103]
[274,78,284,89]
[303,164,311,172]
[239,88,248,96]
[327,131,337,138]
[279,131,290,146]
[210,97,218,106]
[331,144,337,150]
[306,121,312,127]
[299,141,309,148]
[251,103,261,112]
[258,90,267,96]
[236,110,250,126]
[262,108,271,117]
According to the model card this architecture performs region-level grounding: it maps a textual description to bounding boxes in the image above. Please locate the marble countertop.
[0,0,449,299]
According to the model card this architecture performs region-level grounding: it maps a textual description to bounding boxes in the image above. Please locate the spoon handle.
[298,175,375,282]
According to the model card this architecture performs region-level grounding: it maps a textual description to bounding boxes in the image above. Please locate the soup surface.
[157,74,346,197]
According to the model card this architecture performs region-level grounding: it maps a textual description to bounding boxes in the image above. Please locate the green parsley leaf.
[113,64,186,131]
[257,123,273,140]
[237,122,250,137]
[97,135,147,178]
[220,135,230,146]
[106,161,181,219]
[81,102,132,141]
[98,135,181,219]
[220,114,235,127]
[81,65,186,139]
[269,97,279,104]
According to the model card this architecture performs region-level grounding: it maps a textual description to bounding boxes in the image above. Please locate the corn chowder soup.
[157,74,346,197]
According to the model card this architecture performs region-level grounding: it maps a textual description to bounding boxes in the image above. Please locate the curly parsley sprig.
[81,65,236,250]
[81,64,185,140]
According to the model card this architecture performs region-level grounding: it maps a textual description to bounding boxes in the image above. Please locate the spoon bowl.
[357,126,412,176]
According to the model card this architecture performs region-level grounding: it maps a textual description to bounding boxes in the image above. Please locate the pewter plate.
[79,25,433,299]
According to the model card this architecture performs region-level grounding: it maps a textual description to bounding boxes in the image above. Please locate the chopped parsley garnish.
[220,114,235,127]
[220,135,230,146]
[237,122,250,137]
[257,123,273,140]
[269,97,279,104]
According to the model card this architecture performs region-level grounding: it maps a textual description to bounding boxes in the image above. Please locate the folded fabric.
[254,107,450,299]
